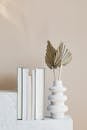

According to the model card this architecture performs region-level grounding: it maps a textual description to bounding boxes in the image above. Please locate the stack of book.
[17,67,45,120]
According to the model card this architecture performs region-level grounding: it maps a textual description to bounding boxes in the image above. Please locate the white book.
[22,68,29,120]
[32,70,36,120]
[27,75,32,120]
[17,67,23,120]
[35,68,45,120]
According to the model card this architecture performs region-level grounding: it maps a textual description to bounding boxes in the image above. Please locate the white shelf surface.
[17,117,73,130]
[0,91,73,130]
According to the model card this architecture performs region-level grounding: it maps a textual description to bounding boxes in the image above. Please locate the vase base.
[51,113,65,119]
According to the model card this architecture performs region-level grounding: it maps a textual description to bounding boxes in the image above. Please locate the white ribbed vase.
[47,80,68,119]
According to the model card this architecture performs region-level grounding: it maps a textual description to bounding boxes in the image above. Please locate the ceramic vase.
[47,80,68,118]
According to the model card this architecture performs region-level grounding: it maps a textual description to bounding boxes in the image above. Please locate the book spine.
[35,68,45,120]
[17,67,23,120]
[32,70,36,120]
[27,75,32,120]
[22,68,29,120]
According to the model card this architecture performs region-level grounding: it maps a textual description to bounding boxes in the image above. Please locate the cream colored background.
[0,0,87,130]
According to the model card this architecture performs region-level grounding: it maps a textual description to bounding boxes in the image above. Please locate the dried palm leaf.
[62,51,72,66]
[54,42,72,67]
[45,40,57,69]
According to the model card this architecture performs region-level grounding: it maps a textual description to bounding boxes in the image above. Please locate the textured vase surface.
[47,80,68,119]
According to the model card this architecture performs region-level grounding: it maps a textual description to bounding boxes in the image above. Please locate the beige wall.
[0,0,87,129]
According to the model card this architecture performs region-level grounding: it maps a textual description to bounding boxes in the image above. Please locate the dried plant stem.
[58,65,62,80]
[53,68,56,81]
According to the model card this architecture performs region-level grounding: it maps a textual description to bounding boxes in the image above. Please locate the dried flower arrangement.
[45,40,72,81]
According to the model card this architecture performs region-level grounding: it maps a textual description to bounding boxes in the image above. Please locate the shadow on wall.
[0,75,16,90]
